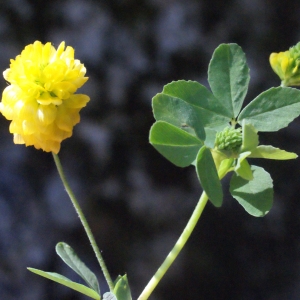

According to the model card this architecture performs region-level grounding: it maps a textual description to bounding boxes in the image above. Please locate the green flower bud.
[214,127,242,152]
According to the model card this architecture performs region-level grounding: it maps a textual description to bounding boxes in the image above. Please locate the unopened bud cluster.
[214,127,242,152]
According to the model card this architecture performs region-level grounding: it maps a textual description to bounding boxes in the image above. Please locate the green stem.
[137,191,209,300]
[52,153,114,292]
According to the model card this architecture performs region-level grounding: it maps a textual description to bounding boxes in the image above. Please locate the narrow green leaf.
[159,80,232,127]
[27,268,100,300]
[196,146,223,207]
[234,152,253,181]
[238,87,300,131]
[152,93,206,140]
[249,145,298,160]
[230,165,273,217]
[113,274,132,300]
[241,122,259,152]
[208,44,250,118]
[103,292,117,300]
[149,121,203,167]
[56,242,100,294]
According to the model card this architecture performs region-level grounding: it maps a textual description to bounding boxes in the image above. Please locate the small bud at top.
[214,127,242,152]
[270,42,300,86]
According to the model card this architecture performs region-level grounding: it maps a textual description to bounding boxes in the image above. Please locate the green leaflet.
[156,80,231,128]
[196,146,223,207]
[152,92,206,140]
[149,121,203,167]
[238,87,300,131]
[249,145,297,159]
[28,243,101,299]
[230,165,273,217]
[208,43,250,118]
[27,268,100,300]
[56,242,100,294]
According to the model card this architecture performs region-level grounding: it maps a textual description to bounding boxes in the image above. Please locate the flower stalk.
[52,152,114,292]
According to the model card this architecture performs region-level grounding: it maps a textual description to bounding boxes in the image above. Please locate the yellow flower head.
[270,42,300,86]
[0,41,90,153]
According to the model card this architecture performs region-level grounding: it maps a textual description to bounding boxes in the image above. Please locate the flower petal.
[37,104,57,125]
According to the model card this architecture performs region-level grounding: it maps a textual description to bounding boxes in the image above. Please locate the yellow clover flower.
[0,41,90,153]
[270,42,300,86]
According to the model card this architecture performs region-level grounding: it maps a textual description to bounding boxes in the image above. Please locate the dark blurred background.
[1,0,300,299]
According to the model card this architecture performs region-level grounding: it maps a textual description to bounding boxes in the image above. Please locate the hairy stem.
[52,153,114,292]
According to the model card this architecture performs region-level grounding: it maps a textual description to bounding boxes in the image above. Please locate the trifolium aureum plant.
[4,41,300,300]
